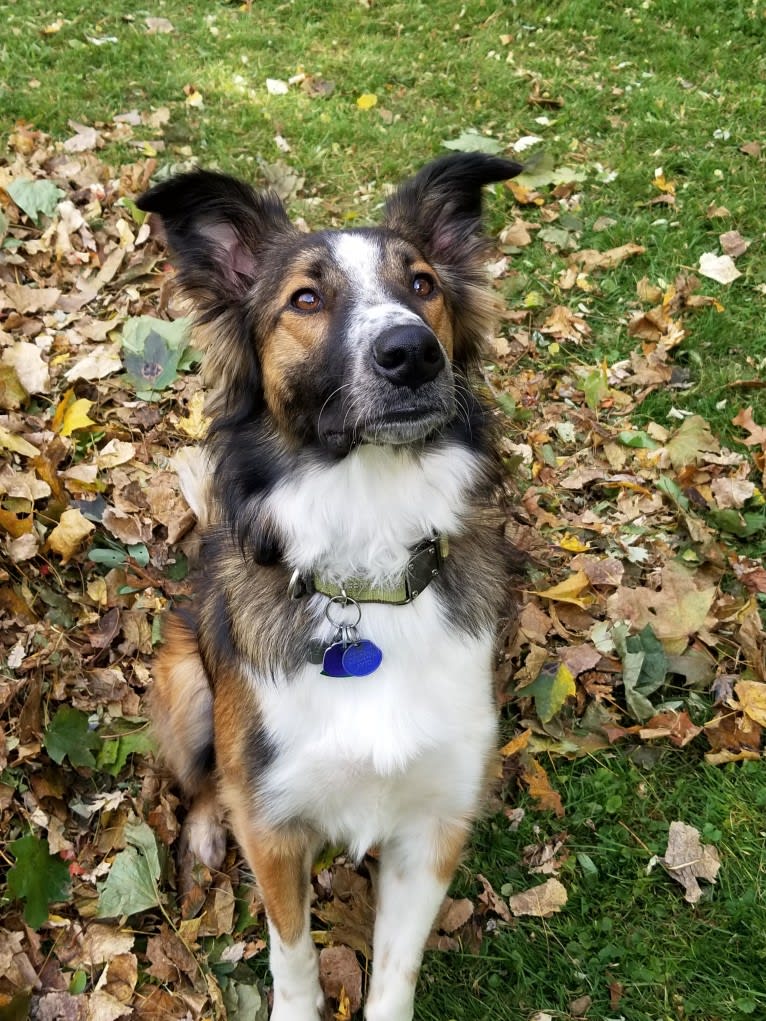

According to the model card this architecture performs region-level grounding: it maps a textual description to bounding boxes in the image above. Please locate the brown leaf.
[732,406,766,448]
[319,945,363,1017]
[522,759,564,818]
[436,896,475,934]
[476,873,512,922]
[567,243,645,272]
[639,710,701,748]
[509,877,567,917]
[145,924,198,985]
[606,562,716,655]
[658,821,720,904]
[719,230,750,258]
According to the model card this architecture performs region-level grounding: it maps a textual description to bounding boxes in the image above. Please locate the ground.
[1,2,766,1020]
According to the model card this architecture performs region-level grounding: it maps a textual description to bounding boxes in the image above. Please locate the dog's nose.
[372,325,445,389]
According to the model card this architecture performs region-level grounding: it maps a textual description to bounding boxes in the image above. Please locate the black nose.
[372,325,445,389]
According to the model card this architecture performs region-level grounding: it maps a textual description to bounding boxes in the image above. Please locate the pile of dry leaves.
[1,120,764,1019]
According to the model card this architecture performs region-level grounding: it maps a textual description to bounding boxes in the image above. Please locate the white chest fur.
[254,442,497,858]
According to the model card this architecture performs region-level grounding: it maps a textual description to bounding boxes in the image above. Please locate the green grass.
[4,1,766,1019]
[426,756,766,1021]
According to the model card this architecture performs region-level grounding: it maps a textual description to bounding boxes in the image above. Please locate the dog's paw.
[270,988,324,1021]
[179,800,227,872]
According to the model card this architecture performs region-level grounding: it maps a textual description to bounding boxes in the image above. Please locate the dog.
[138,152,522,1021]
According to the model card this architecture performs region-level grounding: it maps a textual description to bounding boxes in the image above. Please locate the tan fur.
[152,614,213,795]
[432,820,470,884]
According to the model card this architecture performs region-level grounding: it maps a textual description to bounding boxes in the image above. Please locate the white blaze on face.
[331,232,426,350]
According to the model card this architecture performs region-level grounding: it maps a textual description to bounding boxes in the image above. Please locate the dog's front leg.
[229,806,323,1021]
[365,819,468,1021]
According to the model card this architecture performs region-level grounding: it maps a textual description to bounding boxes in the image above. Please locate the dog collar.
[287,535,449,605]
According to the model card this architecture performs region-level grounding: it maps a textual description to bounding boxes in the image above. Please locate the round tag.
[322,643,350,677]
[342,640,383,677]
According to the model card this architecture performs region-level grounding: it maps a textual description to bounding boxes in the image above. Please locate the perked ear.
[137,170,296,306]
[381,152,522,263]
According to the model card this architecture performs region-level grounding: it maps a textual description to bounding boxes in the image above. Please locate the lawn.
[1,1,765,1020]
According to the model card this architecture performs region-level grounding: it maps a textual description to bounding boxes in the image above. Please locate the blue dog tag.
[342,640,383,677]
[322,642,350,677]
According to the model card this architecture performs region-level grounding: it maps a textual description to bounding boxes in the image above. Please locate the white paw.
[270,988,324,1021]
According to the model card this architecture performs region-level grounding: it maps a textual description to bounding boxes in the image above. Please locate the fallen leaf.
[567,243,645,272]
[356,93,378,111]
[522,759,565,817]
[2,341,51,394]
[658,821,720,904]
[606,562,716,655]
[533,570,594,608]
[735,680,766,728]
[732,406,766,448]
[698,252,741,284]
[319,946,363,1017]
[47,508,95,562]
[509,878,567,917]
[719,230,750,258]
[266,78,289,95]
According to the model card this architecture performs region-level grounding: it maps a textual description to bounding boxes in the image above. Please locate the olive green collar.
[288,535,449,605]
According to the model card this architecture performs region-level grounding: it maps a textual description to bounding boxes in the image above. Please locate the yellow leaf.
[735,681,766,728]
[0,425,39,457]
[53,389,96,437]
[334,988,351,1021]
[559,533,590,553]
[533,570,594,607]
[177,391,210,439]
[47,508,95,563]
[499,728,531,758]
[356,93,378,110]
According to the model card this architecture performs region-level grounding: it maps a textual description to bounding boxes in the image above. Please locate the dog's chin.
[318,408,452,453]
[359,408,451,446]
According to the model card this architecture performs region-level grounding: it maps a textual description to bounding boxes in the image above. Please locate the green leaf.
[614,624,668,721]
[88,546,128,567]
[222,978,268,1021]
[582,365,609,411]
[43,706,100,768]
[120,316,191,400]
[618,430,659,449]
[442,130,504,155]
[97,818,162,917]
[656,473,690,510]
[96,728,155,776]
[7,178,64,222]
[523,661,576,723]
[516,149,587,187]
[7,834,71,929]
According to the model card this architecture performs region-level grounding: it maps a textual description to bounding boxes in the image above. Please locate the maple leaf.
[7,834,71,929]
[44,705,101,768]
[97,818,163,918]
[606,562,716,655]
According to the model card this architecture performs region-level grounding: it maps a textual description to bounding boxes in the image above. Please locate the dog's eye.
[412,273,435,298]
[290,289,323,313]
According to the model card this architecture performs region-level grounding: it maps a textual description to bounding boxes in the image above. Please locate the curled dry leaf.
[509,877,568,917]
[658,821,720,904]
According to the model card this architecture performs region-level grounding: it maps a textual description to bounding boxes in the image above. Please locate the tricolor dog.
[138,152,522,1021]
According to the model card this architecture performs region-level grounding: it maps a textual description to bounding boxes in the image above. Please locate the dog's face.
[137,154,522,452]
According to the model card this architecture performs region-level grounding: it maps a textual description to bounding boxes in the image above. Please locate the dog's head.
[137,154,521,453]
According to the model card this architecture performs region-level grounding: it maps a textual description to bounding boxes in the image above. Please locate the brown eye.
[412,273,435,298]
[290,289,323,312]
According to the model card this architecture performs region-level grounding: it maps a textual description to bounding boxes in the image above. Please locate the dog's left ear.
[382,152,522,263]
[137,170,296,309]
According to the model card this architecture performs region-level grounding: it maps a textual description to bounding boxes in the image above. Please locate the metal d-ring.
[324,593,362,630]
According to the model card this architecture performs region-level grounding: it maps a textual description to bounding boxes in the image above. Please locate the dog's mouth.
[359,406,451,445]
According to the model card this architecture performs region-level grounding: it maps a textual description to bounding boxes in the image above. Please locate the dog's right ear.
[137,170,296,307]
